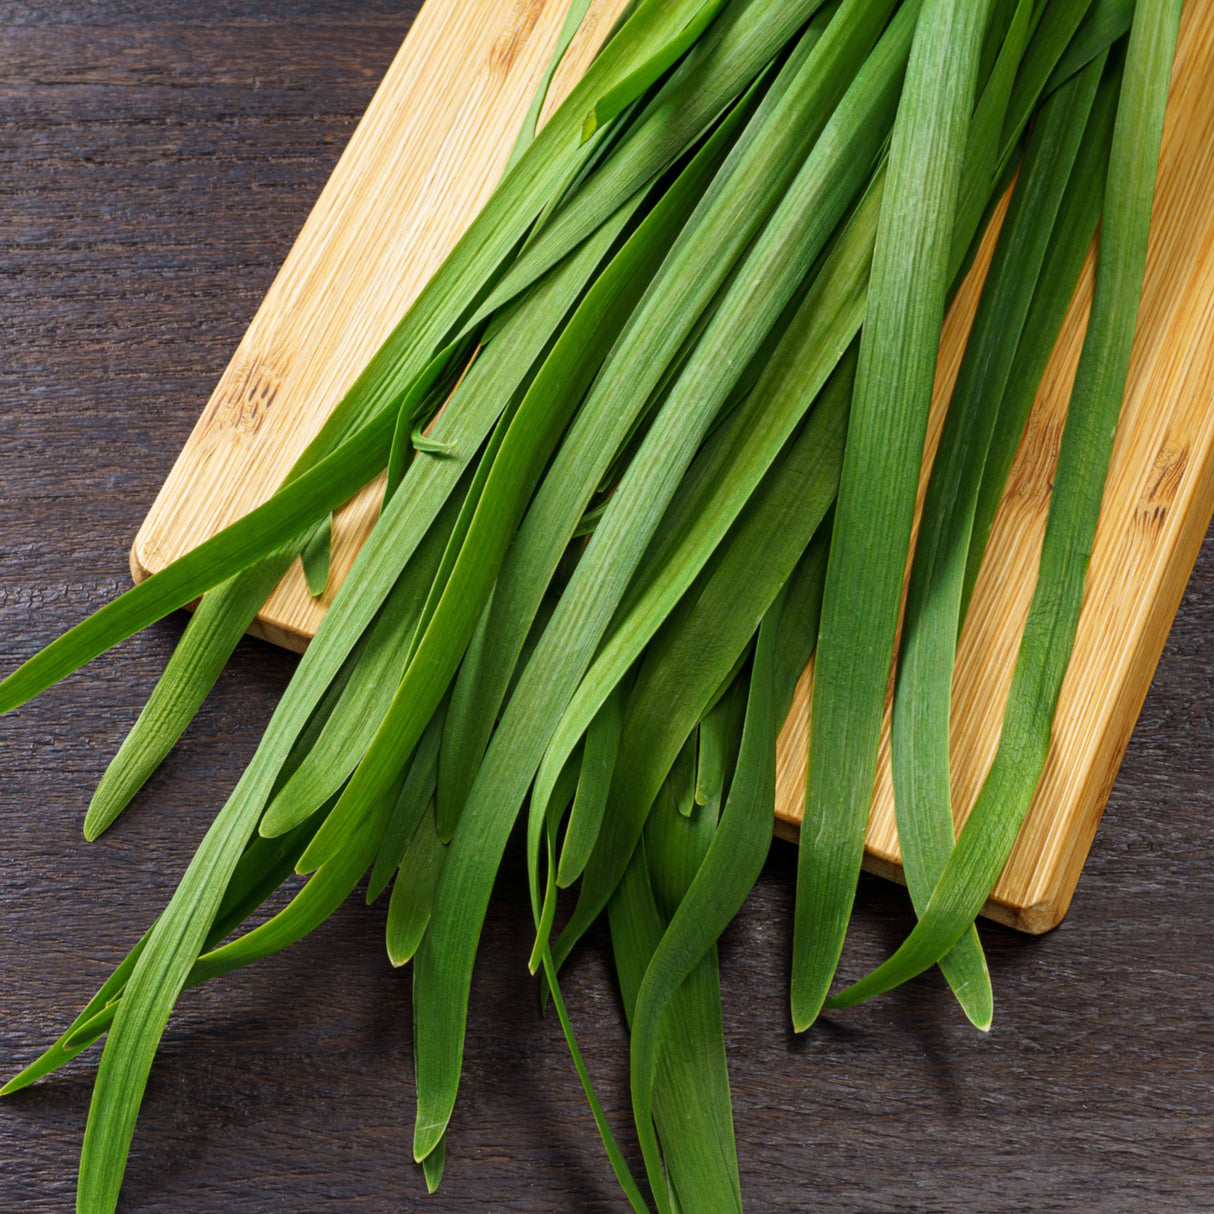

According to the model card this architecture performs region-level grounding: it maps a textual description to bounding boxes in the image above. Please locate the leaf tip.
[257,798,295,840]
[791,975,833,1029]
[420,1137,446,1193]
[413,1121,447,1165]
[968,1004,993,1034]
[83,789,120,841]
[295,834,328,874]
[294,852,319,877]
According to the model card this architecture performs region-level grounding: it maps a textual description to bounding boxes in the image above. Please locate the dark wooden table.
[2,3,1211,1210]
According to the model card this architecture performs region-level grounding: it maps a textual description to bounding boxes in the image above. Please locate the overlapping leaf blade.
[889,50,1106,1030]
[830,0,1181,1009]
[792,0,996,1031]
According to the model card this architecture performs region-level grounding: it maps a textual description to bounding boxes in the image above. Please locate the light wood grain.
[134,0,1214,932]
[131,0,631,649]
[776,0,1214,932]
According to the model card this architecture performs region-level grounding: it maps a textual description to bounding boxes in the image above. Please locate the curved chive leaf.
[829,0,1182,1010]
[83,552,294,840]
[1044,0,1132,94]
[792,0,996,1033]
[889,51,1106,1031]
[385,802,448,967]
[0,410,393,718]
[581,0,730,142]
[371,699,448,908]
[300,512,333,598]
[259,479,464,840]
[962,48,1121,619]
[629,587,781,1213]
[420,1134,446,1194]
[557,676,628,887]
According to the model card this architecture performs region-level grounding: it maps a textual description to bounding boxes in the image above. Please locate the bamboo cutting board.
[132,0,1214,934]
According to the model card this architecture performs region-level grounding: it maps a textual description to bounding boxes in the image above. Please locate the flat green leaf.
[300,512,333,598]
[693,691,734,810]
[536,937,652,1214]
[1000,0,1096,169]
[83,551,294,840]
[963,56,1120,617]
[950,0,1036,273]
[260,481,464,840]
[386,338,478,497]
[667,732,698,819]
[829,1,1181,1009]
[505,0,593,174]
[0,936,149,1096]
[629,590,783,1214]
[0,410,393,717]
[420,1134,446,1194]
[56,796,336,1056]
[526,746,584,973]
[581,0,730,142]
[557,675,628,886]
[889,51,1105,1031]
[386,802,448,967]
[369,708,447,908]
[793,0,995,1032]
[1045,0,1132,93]
[771,519,832,719]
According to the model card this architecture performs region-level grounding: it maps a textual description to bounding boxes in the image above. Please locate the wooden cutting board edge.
[780,2,1214,934]
[131,0,1214,935]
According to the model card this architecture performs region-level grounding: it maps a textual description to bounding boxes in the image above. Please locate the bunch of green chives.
[0,0,1181,1209]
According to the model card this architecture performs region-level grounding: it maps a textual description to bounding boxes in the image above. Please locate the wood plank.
[130,0,629,649]
[775,0,1214,932]
[132,0,1214,931]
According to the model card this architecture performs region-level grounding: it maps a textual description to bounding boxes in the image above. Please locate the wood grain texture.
[775,0,1214,932]
[1,4,1211,1211]
[129,0,631,650]
[132,0,1214,932]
